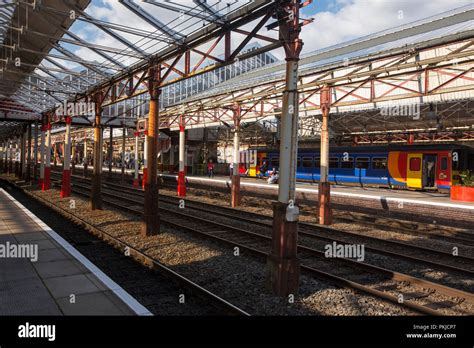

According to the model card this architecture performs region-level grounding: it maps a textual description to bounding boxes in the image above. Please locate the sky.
[45,0,473,73]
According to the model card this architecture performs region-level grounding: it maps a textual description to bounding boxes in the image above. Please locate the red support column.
[177,116,186,197]
[266,0,303,296]
[231,104,241,208]
[42,119,52,191]
[61,116,72,198]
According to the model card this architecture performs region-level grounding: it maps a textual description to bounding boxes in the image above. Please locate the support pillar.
[142,134,148,190]
[319,85,332,225]
[83,135,88,178]
[33,120,38,181]
[266,0,302,297]
[142,67,160,236]
[231,105,241,208]
[61,116,72,198]
[19,130,26,179]
[14,139,19,177]
[0,142,4,173]
[108,126,113,178]
[121,126,126,184]
[8,140,13,175]
[133,132,140,188]
[91,97,103,210]
[39,121,45,188]
[26,124,32,182]
[42,120,52,191]
[4,141,8,174]
[177,116,186,197]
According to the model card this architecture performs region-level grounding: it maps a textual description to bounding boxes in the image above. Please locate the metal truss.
[1,0,287,127]
[42,1,287,125]
[159,33,474,134]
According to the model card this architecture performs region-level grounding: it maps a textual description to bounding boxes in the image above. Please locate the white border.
[0,188,153,316]
[160,174,474,211]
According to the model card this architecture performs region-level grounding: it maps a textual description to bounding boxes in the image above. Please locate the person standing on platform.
[207,159,215,178]
[229,162,233,180]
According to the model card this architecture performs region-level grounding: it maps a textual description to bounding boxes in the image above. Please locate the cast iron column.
[121,126,126,184]
[266,0,303,296]
[42,117,52,191]
[91,94,103,210]
[108,126,113,178]
[142,132,148,190]
[177,115,186,197]
[33,120,38,181]
[61,116,72,198]
[39,118,46,188]
[142,66,161,236]
[26,124,32,182]
[231,104,241,207]
[133,131,140,188]
[83,134,88,178]
[319,85,332,225]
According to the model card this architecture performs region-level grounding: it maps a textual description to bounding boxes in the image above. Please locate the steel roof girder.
[118,0,184,44]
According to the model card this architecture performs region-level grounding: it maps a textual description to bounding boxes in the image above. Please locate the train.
[238,144,474,192]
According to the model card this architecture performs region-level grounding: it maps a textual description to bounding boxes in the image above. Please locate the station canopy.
[0,1,474,142]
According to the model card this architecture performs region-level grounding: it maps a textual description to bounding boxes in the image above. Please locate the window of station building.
[410,157,421,171]
[372,157,387,170]
[329,157,339,168]
[341,157,354,169]
[302,157,313,168]
[440,157,448,171]
[356,157,370,169]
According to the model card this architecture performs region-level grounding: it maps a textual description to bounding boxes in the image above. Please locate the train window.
[440,157,448,171]
[372,157,387,170]
[314,158,320,167]
[410,157,421,171]
[297,157,301,167]
[329,157,339,168]
[356,157,370,169]
[270,157,279,168]
[302,157,313,168]
[341,157,354,169]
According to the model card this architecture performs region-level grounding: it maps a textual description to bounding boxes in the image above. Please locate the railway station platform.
[0,188,151,316]
[160,174,474,229]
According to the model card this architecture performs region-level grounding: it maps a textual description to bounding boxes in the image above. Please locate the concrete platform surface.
[0,188,152,316]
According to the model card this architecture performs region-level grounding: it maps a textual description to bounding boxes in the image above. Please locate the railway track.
[6,178,249,316]
[48,173,474,316]
[51,173,474,277]
[51,169,474,244]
